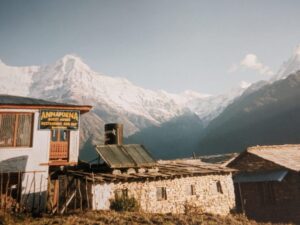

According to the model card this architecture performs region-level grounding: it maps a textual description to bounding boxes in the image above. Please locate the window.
[185,184,196,196]
[185,185,196,195]
[156,187,167,201]
[0,113,34,147]
[216,181,223,194]
[115,188,128,198]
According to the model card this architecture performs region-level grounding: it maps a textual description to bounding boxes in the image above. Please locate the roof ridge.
[248,144,300,151]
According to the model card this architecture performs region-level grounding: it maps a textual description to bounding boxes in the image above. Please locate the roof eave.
[0,104,92,114]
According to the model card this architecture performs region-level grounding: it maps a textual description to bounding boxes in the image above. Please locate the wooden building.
[0,95,91,212]
[228,145,300,223]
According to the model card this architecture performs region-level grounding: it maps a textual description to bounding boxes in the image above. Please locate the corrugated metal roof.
[247,144,300,172]
[95,144,156,169]
[233,170,288,183]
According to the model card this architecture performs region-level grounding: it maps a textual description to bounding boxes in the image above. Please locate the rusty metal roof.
[95,144,156,169]
[0,95,92,113]
[247,144,300,172]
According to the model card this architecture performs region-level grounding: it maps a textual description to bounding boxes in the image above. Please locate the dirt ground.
[0,211,294,225]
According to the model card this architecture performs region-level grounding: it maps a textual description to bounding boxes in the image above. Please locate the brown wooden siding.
[230,152,300,223]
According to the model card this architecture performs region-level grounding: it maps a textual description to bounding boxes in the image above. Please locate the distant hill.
[198,71,300,155]
[125,112,204,159]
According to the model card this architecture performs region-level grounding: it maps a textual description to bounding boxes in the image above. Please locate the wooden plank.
[13,114,19,147]
[60,190,76,214]
[0,171,3,209]
[78,179,82,211]
[0,105,92,113]
[85,177,90,209]
[52,180,59,213]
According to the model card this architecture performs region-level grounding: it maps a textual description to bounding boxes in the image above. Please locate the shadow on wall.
[0,155,28,172]
[0,156,47,213]
[21,191,47,213]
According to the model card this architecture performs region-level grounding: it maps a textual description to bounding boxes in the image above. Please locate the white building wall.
[0,109,49,210]
[0,108,81,211]
[69,130,80,163]
[0,109,50,173]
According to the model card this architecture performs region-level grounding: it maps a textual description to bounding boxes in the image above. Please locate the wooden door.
[49,129,69,161]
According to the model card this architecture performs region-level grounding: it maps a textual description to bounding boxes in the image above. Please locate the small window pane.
[156,187,167,201]
[60,130,68,141]
[51,130,58,142]
[0,114,16,147]
[16,114,33,147]
[186,185,196,195]
[115,189,128,198]
[216,181,223,194]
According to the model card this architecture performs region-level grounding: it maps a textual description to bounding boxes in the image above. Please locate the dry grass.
[0,210,293,225]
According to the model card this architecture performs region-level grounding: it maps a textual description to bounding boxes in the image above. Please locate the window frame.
[0,112,34,148]
[114,188,128,199]
[156,187,167,201]
[216,181,223,194]
[191,184,196,195]
[185,184,196,196]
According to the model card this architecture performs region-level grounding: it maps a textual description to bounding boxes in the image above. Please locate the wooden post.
[21,173,29,212]
[5,172,10,211]
[20,173,27,212]
[74,179,77,211]
[0,171,3,210]
[16,171,21,211]
[9,174,13,208]
[38,174,43,212]
[65,176,68,213]
[238,182,245,214]
[52,179,59,213]
[192,152,196,159]
[31,172,36,212]
[92,172,95,210]
[60,190,76,214]
[78,179,83,211]
[85,177,90,209]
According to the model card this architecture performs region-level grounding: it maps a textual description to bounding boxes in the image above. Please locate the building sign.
[39,110,79,130]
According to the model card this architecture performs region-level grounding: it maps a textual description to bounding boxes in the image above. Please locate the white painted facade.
[0,108,81,210]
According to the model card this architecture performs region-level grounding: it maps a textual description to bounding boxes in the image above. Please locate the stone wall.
[92,173,235,215]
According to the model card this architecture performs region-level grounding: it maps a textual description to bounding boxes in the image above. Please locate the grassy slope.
[0,211,292,225]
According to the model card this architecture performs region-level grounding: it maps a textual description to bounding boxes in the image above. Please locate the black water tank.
[104,123,123,145]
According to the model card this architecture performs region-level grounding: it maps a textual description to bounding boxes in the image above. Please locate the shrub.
[110,195,140,212]
[184,202,205,215]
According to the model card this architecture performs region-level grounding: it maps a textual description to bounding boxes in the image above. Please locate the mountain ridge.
[2,45,300,159]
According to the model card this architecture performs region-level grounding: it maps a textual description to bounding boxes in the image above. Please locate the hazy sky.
[1,0,300,94]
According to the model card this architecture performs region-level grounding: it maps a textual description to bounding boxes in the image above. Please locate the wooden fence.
[0,171,47,213]
[0,171,93,214]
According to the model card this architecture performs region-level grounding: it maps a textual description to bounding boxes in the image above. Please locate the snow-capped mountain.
[0,60,39,96]
[194,45,300,156]
[183,84,249,126]
[272,45,300,81]
[0,54,248,159]
[28,55,199,127]
[0,54,246,127]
